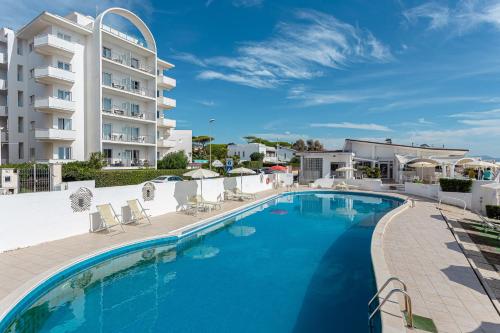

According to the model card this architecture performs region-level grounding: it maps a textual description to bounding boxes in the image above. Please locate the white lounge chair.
[234,188,256,199]
[333,182,359,191]
[475,211,500,238]
[95,204,124,232]
[126,199,152,224]
[224,190,246,201]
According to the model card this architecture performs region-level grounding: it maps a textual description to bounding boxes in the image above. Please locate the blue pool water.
[2,192,401,333]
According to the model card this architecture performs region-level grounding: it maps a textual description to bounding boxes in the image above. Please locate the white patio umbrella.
[464,161,499,169]
[183,168,220,198]
[228,167,256,192]
[212,160,224,168]
[408,161,437,180]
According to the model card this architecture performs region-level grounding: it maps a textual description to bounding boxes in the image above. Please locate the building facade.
[227,143,295,164]
[0,8,191,168]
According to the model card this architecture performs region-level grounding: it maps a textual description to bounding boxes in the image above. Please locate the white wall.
[0,173,291,252]
[404,182,439,199]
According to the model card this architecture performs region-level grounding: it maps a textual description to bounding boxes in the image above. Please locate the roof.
[345,139,469,152]
[296,150,352,155]
[157,58,175,69]
[16,11,92,38]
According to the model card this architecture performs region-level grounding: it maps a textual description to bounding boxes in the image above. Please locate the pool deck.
[0,188,499,333]
[379,197,500,333]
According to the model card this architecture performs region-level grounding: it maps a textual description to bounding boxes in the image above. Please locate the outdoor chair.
[234,188,256,199]
[126,199,152,224]
[474,211,500,238]
[95,204,124,232]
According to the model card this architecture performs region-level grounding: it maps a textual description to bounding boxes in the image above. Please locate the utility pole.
[208,119,215,170]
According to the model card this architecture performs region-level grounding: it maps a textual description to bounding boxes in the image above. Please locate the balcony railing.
[104,158,151,168]
[103,80,155,99]
[157,117,176,128]
[34,66,75,85]
[0,131,8,142]
[157,138,177,148]
[158,75,176,89]
[0,52,7,64]
[34,97,76,113]
[102,51,154,75]
[0,106,7,117]
[102,107,155,121]
[0,79,7,90]
[102,132,155,145]
[34,34,75,56]
[101,25,149,49]
[35,128,76,141]
[157,96,176,109]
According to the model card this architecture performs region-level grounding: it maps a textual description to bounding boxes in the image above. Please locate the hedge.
[94,169,189,187]
[486,205,500,220]
[439,178,473,193]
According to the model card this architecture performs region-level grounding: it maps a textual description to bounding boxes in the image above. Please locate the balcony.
[34,34,75,57]
[102,107,155,122]
[157,139,176,148]
[157,117,176,128]
[1,131,8,142]
[35,128,76,141]
[0,52,7,65]
[102,81,156,102]
[102,132,155,146]
[0,79,7,90]
[104,158,151,168]
[0,106,7,117]
[157,96,176,109]
[101,25,154,56]
[34,66,75,86]
[102,52,155,78]
[157,75,176,90]
[34,97,76,114]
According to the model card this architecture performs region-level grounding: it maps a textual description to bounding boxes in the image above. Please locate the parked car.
[151,175,184,183]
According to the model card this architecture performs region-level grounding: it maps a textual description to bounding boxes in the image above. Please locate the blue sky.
[4,0,500,156]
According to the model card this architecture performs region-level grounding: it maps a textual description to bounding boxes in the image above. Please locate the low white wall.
[438,191,472,210]
[0,173,290,253]
[347,179,382,191]
[404,182,439,199]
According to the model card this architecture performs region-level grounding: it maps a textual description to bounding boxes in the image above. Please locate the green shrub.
[95,169,188,187]
[360,166,381,179]
[439,178,473,192]
[242,160,263,169]
[486,205,500,220]
[157,151,189,169]
[250,152,265,161]
[62,163,97,181]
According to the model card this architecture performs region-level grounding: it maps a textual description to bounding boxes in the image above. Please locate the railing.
[0,106,7,116]
[0,79,7,90]
[34,34,75,53]
[0,52,7,64]
[35,128,76,141]
[0,131,8,142]
[102,132,155,144]
[34,66,75,82]
[102,107,155,121]
[158,74,176,88]
[103,80,155,98]
[34,97,76,112]
[102,51,154,74]
[101,24,148,49]
[104,158,151,168]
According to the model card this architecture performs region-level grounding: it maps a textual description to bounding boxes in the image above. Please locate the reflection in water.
[183,245,220,260]
[270,209,288,215]
[228,225,256,237]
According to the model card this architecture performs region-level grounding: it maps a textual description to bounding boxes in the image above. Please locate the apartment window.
[29,95,35,105]
[131,127,140,141]
[131,103,140,116]
[102,47,111,59]
[102,72,112,86]
[57,118,72,130]
[16,38,23,55]
[58,147,72,160]
[131,57,139,69]
[29,42,34,52]
[131,80,140,90]
[17,91,23,107]
[18,142,24,159]
[18,116,24,133]
[102,97,112,111]
[57,32,71,41]
[29,148,35,161]
[29,68,34,78]
[57,89,71,101]
[103,149,112,162]
[17,65,23,81]
[5,176,11,182]
[30,121,35,131]
[103,123,112,140]
[57,61,71,71]
[242,151,245,158]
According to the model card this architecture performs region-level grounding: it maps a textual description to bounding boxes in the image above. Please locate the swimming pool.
[0,191,403,333]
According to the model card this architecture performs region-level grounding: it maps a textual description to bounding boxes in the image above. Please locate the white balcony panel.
[0,52,7,65]
[34,34,75,57]
[34,97,76,114]
[0,131,8,142]
[157,75,176,90]
[157,96,176,109]
[0,79,7,90]
[102,84,156,102]
[35,128,76,141]
[157,139,176,148]
[157,117,176,128]
[0,106,7,117]
[34,66,75,86]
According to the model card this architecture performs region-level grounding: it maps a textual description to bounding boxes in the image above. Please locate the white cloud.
[403,0,500,34]
[310,122,392,132]
[232,0,264,7]
[198,100,215,107]
[417,118,434,125]
[171,52,207,67]
[458,118,500,126]
[449,108,500,119]
[183,9,392,88]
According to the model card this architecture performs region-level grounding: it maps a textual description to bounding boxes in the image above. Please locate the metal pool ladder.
[368,277,413,331]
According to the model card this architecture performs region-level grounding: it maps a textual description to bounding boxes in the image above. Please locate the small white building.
[227,143,295,163]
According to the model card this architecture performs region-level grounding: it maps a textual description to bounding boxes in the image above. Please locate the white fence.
[0,173,293,253]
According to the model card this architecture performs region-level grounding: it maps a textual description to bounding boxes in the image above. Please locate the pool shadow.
[291,224,375,333]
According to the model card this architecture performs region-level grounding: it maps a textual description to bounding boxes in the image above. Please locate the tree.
[210,144,228,161]
[306,139,324,151]
[192,135,213,149]
[158,151,189,169]
[292,139,307,152]
[250,152,265,161]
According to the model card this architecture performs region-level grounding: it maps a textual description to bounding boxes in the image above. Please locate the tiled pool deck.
[0,188,499,332]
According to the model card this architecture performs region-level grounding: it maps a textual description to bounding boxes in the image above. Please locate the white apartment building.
[0,8,191,168]
[227,143,296,163]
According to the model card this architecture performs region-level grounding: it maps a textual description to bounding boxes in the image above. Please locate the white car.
[151,175,184,183]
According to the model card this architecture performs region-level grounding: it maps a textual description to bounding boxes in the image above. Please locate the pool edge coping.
[0,189,407,331]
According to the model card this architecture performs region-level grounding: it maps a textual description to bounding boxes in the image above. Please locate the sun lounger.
[234,188,256,199]
[201,196,222,210]
[126,199,152,224]
[333,182,359,191]
[95,204,124,232]
[475,211,500,237]
[224,190,246,201]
